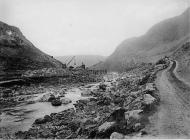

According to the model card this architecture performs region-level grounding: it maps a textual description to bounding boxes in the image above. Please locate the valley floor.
[146,61,190,138]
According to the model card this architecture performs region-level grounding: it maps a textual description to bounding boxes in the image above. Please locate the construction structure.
[62,56,76,69]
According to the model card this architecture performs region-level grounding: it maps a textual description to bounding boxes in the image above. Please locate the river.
[0,72,119,138]
[0,83,99,137]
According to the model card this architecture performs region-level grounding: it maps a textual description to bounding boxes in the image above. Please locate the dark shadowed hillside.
[94,8,190,72]
[0,21,63,80]
[56,55,105,67]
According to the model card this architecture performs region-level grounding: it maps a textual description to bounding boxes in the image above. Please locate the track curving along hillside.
[145,61,190,138]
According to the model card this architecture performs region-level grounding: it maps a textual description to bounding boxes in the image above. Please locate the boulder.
[39,92,52,102]
[26,100,35,104]
[58,90,66,97]
[110,132,124,139]
[34,118,47,124]
[97,96,111,106]
[61,97,72,105]
[113,97,123,105]
[51,99,62,106]
[133,123,144,132]
[130,91,140,98]
[98,121,115,133]
[99,83,107,91]
[81,90,92,97]
[96,121,117,138]
[143,94,155,105]
[56,129,72,139]
[44,115,52,122]
[108,108,126,122]
[143,94,156,111]
[84,84,93,88]
[18,97,24,101]
[48,94,56,102]
[144,83,156,96]
[125,109,143,121]
[145,83,155,91]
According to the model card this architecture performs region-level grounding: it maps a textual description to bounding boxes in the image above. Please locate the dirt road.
[145,61,190,138]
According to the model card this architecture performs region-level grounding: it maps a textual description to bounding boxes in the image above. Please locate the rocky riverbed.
[0,81,102,138]
[0,59,169,139]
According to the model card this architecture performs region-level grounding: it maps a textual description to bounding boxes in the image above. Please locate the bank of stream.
[0,82,101,138]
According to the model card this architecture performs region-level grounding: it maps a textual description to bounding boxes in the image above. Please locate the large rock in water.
[48,94,56,102]
[61,97,72,105]
[81,90,93,97]
[51,99,62,106]
[0,21,63,80]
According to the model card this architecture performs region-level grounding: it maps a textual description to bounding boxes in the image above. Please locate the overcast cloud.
[0,0,189,56]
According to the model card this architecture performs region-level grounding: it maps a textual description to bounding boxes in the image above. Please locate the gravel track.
[145,61,190,138]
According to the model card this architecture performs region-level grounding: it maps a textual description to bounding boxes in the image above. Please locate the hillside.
[94,8,190,72]
[56,55,105,67]
[0,21,63,80]
[171,41,190,83]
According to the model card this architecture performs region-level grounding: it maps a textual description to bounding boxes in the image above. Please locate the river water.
[0,73,119,138]
[0,84,98,137]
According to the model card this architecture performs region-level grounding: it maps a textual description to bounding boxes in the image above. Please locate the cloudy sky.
[0,0,189,56]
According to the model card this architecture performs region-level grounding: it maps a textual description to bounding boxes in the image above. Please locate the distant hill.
[94,8,190,72]
[56,55,106,67]
[0,21,63,80]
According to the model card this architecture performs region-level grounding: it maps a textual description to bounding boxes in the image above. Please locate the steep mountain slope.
[171,41,190,83]
[56,55,106,67]
[0,21,63,80]
[96,8,190,72]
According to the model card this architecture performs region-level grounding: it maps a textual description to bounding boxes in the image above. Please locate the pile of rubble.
[15,61,169,139]
[21,68,103,85]
[22,68,71,78]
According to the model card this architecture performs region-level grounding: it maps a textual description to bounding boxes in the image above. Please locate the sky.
[0,0,189,56]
